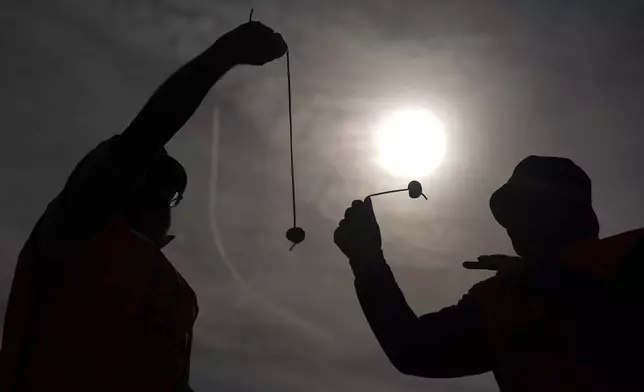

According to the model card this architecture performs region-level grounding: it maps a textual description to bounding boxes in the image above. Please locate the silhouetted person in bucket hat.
[335,155,644,392]
[488,156,599,263]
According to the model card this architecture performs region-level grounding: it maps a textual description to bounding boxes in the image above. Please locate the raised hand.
[334,198,383,261]
[217,21,288,66]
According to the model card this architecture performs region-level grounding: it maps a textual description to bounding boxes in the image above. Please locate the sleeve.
[353,251,492,378]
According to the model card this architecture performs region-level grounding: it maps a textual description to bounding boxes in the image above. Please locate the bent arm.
[117,38,235,169]
[38,38,240,258]
[83,37,238,208]
[44,22,286,255]
[352,251,491,378]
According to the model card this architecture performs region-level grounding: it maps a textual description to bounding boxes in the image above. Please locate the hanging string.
[209,106,333,342]
[287,50,297,229]
[248,9,304,249]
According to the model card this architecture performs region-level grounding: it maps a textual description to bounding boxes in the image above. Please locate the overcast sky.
[3,0,644,390]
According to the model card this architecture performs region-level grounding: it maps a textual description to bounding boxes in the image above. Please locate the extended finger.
[478,255,522,267]
[462,261,500,271]
[477,254,519,261]
[465,255,524,271]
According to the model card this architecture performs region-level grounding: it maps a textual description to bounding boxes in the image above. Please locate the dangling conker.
[286,227,306,245]
[408,180,423,199]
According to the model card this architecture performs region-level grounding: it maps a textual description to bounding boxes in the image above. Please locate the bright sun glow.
[376,108,446,178]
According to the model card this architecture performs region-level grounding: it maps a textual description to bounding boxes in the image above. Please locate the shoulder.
[28,136,122,255]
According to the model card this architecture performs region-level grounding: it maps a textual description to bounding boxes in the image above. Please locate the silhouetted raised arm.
[119,21,285,165]
[101,21,287,208]
[118,39,235,163]
[335,199,491,378]
[37,22,286,258]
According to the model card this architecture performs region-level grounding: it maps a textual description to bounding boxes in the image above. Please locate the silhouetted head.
[123,149,187,248]
[490,156,599,262]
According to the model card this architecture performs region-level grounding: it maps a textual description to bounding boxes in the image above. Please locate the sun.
[375,108,446,178]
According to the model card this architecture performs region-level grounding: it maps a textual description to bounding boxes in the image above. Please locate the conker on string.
[286,227,306,245]
[408,181,423,199]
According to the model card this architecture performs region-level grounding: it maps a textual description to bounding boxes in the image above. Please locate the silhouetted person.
[335,156,644,391]
[0,22,286,392]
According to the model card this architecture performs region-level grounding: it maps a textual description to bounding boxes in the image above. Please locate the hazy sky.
[3,0,644,390]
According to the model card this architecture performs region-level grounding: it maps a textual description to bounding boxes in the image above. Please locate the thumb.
[363,196,373,209]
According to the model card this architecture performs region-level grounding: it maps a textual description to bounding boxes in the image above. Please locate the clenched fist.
[334,198,383,261]
[217,21,288,66]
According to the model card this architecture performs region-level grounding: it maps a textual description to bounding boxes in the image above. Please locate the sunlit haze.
[376,108,446,178]
[5,2,643,391]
